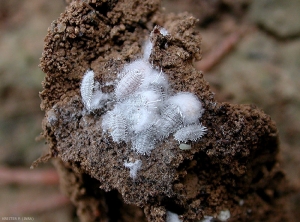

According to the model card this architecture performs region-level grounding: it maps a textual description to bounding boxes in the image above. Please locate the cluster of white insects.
[80,27,206,179]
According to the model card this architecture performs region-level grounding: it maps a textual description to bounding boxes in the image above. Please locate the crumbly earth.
[38,0,288,221]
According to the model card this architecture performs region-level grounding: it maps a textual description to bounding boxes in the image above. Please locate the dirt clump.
[39,0,288,221]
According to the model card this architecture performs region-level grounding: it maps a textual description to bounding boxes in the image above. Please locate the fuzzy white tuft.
[46,108,58,126]
[168,92,204,125]
[124,160,142,179]
[159,27,168,36]
[217,210,231,222]
[166,211,182,222]
[131,108,158,133]
[118,59,152,79]
[199,216,214,222]
[90,90,111,110]
[141,69,169,94]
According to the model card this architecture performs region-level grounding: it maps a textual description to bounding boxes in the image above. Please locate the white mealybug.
[157,104,184,138]
[115,69,144,100]
[80,70,111,112]
[131,129,157,154]
[115,59,153,100]
[124,160,142,179]
[173,124,207,143]
[101,110,128,143]
[80,70,95,111]
[168,92,204,125]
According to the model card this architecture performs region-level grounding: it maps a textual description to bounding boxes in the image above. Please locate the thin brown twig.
[196,28,246,72]
[0,166,59,185]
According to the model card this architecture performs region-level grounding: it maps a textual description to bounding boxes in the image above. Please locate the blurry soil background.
[0,0,299,221]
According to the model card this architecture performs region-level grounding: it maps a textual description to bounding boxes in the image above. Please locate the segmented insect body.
[101,110,128,143]
[173,124,207,143]
[115,69,145,100]
[157,104,184,138]
[80,70,95,111]
[115,59,153,100]
[131,128,157,154]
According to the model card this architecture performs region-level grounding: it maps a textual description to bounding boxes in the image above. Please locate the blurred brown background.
[0,0,299,221]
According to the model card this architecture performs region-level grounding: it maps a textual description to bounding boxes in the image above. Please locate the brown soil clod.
[39,0,288,221]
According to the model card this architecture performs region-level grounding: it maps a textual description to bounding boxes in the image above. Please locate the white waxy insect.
[131,129,157,154]
[80,70,111,112]
[115,59,153,100]
[115,69,144,100]
[157,104,184,138]
[80,70,95,111]
[173,124,207,143]
[124,160,142,179]
[101,110,128,143]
